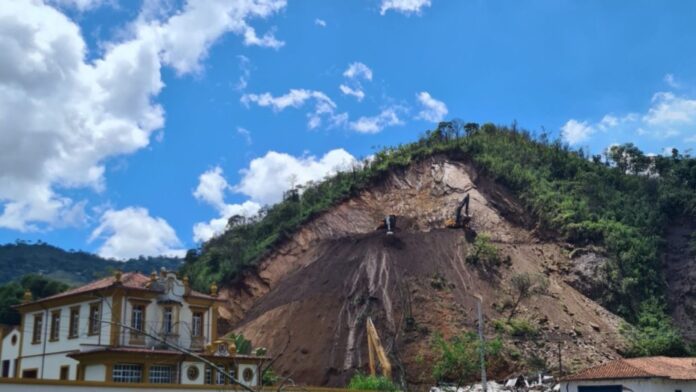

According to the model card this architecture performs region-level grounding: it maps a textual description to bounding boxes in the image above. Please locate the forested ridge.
[0,241,182,285]
[181,122,696,355]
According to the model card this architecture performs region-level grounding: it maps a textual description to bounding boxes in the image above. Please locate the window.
[31,314,43,344]
[68,307,80,338]
[131,304,145,333]
[50,310,61,341]
[112,364,142,383]
[215,365,226,385]
[59,365,70,380]
[149,365,175,384]
[88,303,100,335]
[2,360,9,378]
[162,307,173,334]
[22,369,38,379]
[191,311,203,337]
[204,365,212,385]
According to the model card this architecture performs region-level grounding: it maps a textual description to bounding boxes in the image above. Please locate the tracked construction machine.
[445,193,471,229]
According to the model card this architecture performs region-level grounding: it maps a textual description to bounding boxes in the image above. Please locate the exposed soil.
[217,157,627,388]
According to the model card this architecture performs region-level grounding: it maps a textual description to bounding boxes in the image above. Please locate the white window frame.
[192,312,202,337]
[162,307,173,334]
[148,365,175,384]
[131,305,144,332]
[112,364,142,383]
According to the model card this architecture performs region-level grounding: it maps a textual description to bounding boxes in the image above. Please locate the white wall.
[180,361,204,385]
[83,365,105,382]
[238,363,258,387]
[1,329,20,377]
[20,297,113,379]
[563,378,696,392]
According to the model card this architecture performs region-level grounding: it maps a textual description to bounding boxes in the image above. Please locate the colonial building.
[562,356,696,392]
[0,270,267,387]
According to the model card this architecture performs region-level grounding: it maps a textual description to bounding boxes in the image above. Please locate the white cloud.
[48,0,109,11]
[343,62,373,81]
[192,150,357,241]
[643,92,696,127]
[0,0,286,231]
[237,127,252,145]
[236,149,357,204]
[235,55,251,91]
[415,91,447,122]
[380,0,432,15]
[241,89,347,129]
[339,84,365,101]
[349,107,404,133]
[664,73,680,89]
[561,91,696,145]
[90,207,185,259]
[193,167,230,211]
[192,166,261,242]
[315,18,327,27]
[561,120,595,145]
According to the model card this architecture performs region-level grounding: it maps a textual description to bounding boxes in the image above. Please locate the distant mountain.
[0,241,182,285]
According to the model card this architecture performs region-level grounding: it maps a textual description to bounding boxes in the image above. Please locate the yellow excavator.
[366,317,392,379]
[445,193,471,229]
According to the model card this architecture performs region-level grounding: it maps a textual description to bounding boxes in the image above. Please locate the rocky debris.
[564,250,609,300]
[221,157,626,387]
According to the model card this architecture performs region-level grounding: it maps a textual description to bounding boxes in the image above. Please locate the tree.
[507,273,548,321]
[0,274,69,325]
[431,332,502,389]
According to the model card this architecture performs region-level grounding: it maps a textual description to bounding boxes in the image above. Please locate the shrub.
[465,234,501,270]
[348,374,400,392]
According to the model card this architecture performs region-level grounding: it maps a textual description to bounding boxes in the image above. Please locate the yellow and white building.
[0,270,266,387]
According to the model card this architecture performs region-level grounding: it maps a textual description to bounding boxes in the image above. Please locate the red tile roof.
[20,272,218,306]
[564,357,696,381]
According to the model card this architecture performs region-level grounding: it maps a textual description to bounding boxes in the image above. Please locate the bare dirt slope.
[218,157,626,387]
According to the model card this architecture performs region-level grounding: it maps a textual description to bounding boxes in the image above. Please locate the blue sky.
[1,0,695,259]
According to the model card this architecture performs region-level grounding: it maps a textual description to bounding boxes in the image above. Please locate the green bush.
[431,332,503,387]
[492,318,538,337]
[348,374,400,392]
[465,233,501,270]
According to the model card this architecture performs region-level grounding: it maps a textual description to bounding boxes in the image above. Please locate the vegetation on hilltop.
[181,121,696,356]
[0,274,69,325]
[0,241,182,285]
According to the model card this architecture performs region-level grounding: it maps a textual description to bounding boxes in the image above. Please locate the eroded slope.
[218,157,626,386]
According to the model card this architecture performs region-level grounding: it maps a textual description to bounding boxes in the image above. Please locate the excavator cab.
[445,193,471,229]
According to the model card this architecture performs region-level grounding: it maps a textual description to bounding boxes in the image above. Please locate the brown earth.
[217,157,627,388]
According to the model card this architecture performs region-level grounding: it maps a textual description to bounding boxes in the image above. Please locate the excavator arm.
[366,317,392,379]
[446,193,471,228]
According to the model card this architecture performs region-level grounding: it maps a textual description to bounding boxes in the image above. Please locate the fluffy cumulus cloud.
[193,149,357,242]
[241,89,347,129]
[380,0,432,15]
[415,91,448,122]
[89,207,186,259]
[0,0,286,232]
[314,18,327,27]
[349,107,404,133]
[561,91,696,145]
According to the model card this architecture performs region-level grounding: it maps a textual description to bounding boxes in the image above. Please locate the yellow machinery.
[366,317,392,379]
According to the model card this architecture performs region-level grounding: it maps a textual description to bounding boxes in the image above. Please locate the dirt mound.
[218,157,627,387]
[665,220,696,339]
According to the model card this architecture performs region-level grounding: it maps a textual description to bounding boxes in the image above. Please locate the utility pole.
[475,294,487,392]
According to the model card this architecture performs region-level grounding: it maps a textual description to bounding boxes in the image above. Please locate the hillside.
[181,123,696,387]
[0,242,182,285]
